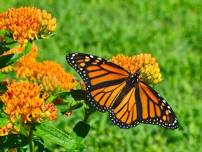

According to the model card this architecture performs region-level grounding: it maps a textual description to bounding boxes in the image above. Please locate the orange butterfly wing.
[110,81,178,129]
[110,87,140,127]
[66,53,129,111]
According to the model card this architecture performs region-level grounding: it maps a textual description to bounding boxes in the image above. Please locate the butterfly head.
[130,72,140,84]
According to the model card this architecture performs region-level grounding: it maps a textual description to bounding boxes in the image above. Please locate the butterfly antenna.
[135,66,141,74]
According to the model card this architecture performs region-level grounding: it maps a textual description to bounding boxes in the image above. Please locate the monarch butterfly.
[66,53,178,129]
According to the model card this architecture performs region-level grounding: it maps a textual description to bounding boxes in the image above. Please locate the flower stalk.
[28,124,34,152]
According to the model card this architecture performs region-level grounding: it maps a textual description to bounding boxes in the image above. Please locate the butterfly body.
[66,53,178,129]
[111,73,139,108]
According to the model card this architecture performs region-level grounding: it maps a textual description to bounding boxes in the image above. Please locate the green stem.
[83,107,95,123]
[28,125,33,152]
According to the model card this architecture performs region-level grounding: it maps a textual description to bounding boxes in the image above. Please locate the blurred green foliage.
[0,0,201,151]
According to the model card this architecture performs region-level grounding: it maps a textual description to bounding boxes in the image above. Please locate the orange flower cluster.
[15,44,76,92]
[0,81,57,123]
[39,61,76,91]
[111,53,162,84]
[0,122,19,136]
[0,7,56,43]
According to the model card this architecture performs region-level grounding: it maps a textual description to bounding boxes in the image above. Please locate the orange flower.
[111,53,162,84]
[15,45,76,92]
[0,7,56,43]
[0,81,57,123]
[40,61,76,91]
[0,122,19,136]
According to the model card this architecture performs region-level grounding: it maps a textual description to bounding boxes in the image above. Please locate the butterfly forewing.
[66,53,129,111]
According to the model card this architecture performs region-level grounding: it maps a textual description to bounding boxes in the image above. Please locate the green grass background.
[0,0,201,151]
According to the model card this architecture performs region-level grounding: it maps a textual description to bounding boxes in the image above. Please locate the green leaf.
[0,109,7,118]
[70,90,86,101]
[0,117,9,127]
[0,82,7,95]
[13,120,27,136]
[55,90,86,102]
[55,91,72,100]
[6,41,32,65]
[46,95,57,103]
[0,29,11,36]
[0,134,29,148]
[73,121,90,138]
[34,123,84,150]
[0,102,3,111]
[0,54,14,69]
[2,71,17,80]
[33,137,50,152]
[0,30,15,44]
[0,45,10,56]
[56,101,83,114]
[0,73,6,81]
[16,147,28,152]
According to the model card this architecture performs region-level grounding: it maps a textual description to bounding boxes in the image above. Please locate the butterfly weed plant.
[0,7,82,151]
[0,6,174,151]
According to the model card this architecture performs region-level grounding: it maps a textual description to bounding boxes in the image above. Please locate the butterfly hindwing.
[110,81,178,129]
[109,87,140,128]
[138,82,178,129]
[66,53,129,112]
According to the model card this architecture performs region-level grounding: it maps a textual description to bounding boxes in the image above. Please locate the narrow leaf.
[0,54,14,69]
[0,82,7,95]
[7,41,32,65]
[46,95,57,103]
[34,123,83,150]
[0,29,16,45]
[0,45,10,55]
